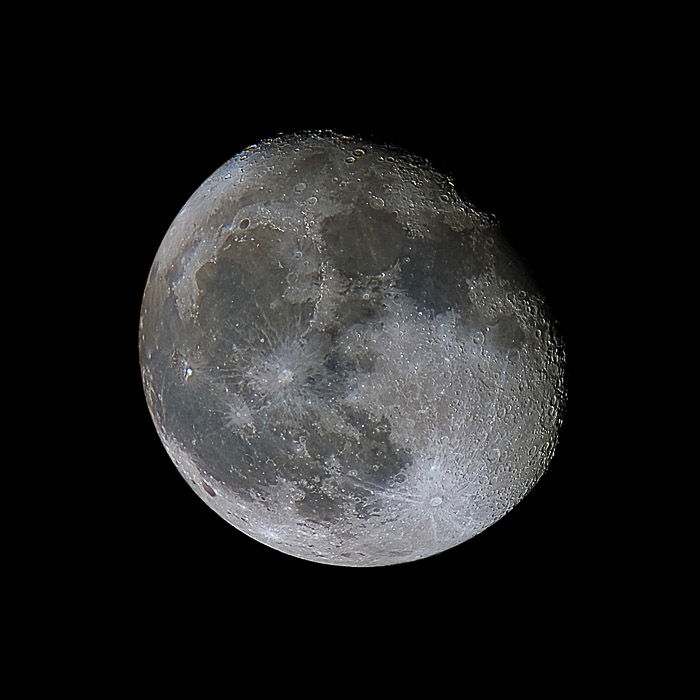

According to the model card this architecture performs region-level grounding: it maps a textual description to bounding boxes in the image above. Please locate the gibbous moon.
[139,131,566,566]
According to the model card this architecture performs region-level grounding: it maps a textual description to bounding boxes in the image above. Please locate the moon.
[139,131,566,566]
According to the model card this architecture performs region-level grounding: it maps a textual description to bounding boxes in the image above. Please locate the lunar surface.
[139,131,566,566]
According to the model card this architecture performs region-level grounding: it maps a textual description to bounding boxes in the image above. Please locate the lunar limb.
[139,131,566,566]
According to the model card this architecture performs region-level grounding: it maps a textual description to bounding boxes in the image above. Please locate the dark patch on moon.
[321,205,406,278]
[399,223,478,316]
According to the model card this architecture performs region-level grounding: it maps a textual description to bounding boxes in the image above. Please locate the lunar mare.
[139,131,566,566]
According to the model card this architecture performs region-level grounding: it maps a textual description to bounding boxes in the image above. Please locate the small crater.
[239,218,250,230]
